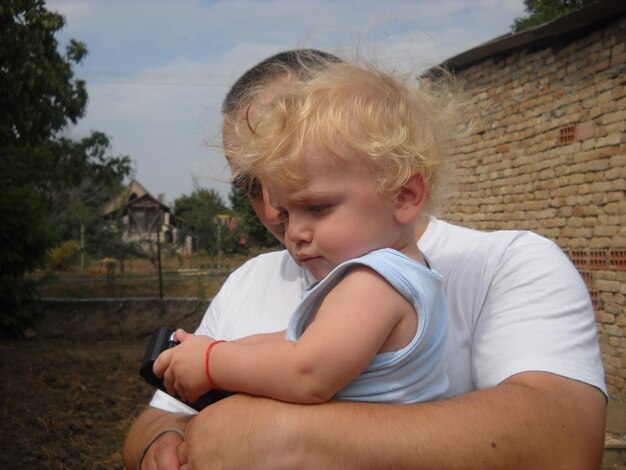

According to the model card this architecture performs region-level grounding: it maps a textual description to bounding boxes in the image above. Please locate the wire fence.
[34,255,249,300]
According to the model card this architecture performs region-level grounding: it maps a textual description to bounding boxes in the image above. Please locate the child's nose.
[286,216,312,245]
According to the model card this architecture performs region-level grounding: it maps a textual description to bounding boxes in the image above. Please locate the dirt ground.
[1,336,625,470]
[0,336,152,469]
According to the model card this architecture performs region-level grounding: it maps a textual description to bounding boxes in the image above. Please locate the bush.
[47,240,81,271]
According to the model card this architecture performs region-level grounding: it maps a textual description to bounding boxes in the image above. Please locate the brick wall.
[440,17,626,399]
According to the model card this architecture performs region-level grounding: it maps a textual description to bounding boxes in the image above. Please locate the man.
[124,50,606,469]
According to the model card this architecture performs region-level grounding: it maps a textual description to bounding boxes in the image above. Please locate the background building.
[103,179,192,254]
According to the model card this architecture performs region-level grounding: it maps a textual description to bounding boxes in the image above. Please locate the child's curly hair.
[227,58,466,216]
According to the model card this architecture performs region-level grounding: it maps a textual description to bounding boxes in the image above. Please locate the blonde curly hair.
[226,59,465,215]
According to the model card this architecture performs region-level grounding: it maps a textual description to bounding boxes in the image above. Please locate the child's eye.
[279,210,289,220]
[310,205,330,214]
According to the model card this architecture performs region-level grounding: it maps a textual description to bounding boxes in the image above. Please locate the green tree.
[174,188,229,255]
[45,132,131,243]
[229,185,281,249]
[511,0,597,32]
[0,0,131,331]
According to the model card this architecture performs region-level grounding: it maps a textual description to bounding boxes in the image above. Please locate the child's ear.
[394,173,427,224]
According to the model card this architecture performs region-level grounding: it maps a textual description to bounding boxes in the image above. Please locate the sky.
[46,0,526,206]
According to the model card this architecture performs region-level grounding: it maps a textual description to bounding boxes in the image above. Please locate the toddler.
[153,59,459,405]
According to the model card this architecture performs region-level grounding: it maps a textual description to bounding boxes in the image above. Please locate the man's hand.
[123,407,192,470]
[142,430,185,470]
[178,394,298,469]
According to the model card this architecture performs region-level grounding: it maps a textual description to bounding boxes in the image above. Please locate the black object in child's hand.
[139,326,232,411]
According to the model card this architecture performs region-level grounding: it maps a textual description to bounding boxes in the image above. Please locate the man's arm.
[180,372,606,469]
[123,407,192,470]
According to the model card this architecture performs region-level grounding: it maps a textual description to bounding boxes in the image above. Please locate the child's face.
[267,149,405,281]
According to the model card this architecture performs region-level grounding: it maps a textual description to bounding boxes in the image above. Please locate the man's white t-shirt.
[150,218,607,413]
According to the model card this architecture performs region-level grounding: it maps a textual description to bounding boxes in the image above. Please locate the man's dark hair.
[221,49,342,115]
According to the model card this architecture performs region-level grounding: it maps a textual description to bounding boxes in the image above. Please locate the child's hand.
[152,329,215,403]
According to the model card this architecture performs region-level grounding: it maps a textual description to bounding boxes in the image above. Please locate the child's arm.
[209,266,414,403]
[152,329,286,402]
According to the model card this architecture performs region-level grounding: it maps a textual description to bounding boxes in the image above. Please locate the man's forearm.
[280,372,606,469]
[123,406,192,469]
[184,372,606,469]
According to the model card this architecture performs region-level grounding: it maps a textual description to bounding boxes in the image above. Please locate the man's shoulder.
[240,249,293,267]
[422,218,553,253]
[227,249,309,284]
[420,218,564,278]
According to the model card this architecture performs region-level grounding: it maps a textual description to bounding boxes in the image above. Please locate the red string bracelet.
[205,340,226,390]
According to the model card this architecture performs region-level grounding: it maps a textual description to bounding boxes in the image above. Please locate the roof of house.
[440,0,626,71]
[102,179,169,216]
